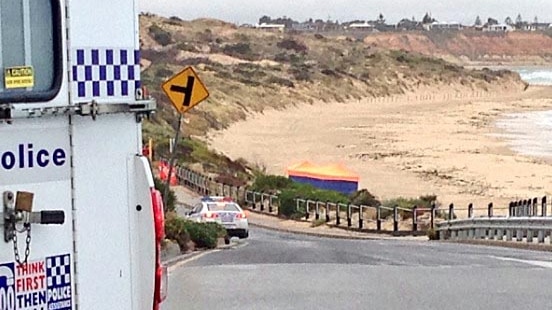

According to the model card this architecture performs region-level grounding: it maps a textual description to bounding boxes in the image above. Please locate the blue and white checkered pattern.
[72,48,141,100]
[47,254,71,288]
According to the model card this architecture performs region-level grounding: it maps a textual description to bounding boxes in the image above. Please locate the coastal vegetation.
[141,14,531,228]
[139,13,524,175]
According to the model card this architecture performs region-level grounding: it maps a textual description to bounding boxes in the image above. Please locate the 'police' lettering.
[0,145,66,170]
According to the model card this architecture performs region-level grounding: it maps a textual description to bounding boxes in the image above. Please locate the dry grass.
[140,14,525,143]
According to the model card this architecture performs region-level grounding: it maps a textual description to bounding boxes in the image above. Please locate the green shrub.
[277,39,308,53]
[149,24,172,46]
[223,43,255,60]
[381,195,438,220]
[155,67,173,79]
[350,189,380,207]
[266,76,295,88]
[154,177,176,213]
[274,52,290,62]
[278,189,302,217]
[164,215,191,252]
[427,228,439,240]
[288,66,313,82]
[182,221,226,249]
[251,175,293,192]
[278,182,348,218]
[176,42,199,53]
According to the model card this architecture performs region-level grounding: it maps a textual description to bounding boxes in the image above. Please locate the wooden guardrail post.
[347,204,352,228]
[376,205,382,231]
[393,206,399,235]
[325,201,330,222]
[336,204,341,226]
[268,195,274,213]
[412,206,418,232]
[542,196,547,217]
[358,206,364,230]
[315,200,320,220]
[430,203,435,230]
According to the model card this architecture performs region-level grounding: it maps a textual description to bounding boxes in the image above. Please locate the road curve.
[163,227,552,310]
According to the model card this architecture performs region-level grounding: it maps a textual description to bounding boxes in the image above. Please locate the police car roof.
[201,196,234,202]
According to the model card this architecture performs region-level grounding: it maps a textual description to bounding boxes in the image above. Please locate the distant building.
[346,22,375,32]
[483,23,514,32]
[533,23,551,31]
[291,22,316,32]
[425,21,463,31]
[255,23,285,32]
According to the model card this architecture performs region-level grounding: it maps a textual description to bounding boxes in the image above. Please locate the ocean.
[514,67,552,86]
[495,67,552,158]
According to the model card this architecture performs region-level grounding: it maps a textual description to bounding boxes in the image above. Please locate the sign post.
[161,67,209,207]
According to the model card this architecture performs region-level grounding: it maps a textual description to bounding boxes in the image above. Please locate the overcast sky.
[139,0,552,25]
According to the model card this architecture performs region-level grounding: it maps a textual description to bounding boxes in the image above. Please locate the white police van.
[0,0,166,309]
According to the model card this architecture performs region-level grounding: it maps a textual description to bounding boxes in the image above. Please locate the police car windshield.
[207,203,240,212]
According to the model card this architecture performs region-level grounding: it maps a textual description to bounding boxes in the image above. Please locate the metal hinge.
[0,98,156,122]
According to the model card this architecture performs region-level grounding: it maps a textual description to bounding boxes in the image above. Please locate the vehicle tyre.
[224,236,231,245]
[239,231,249,239]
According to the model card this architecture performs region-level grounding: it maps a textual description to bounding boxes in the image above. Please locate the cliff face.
[363,31,552,64]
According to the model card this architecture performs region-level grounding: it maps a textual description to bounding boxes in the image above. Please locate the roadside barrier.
[437,197,552,244]
[169,161,552,239]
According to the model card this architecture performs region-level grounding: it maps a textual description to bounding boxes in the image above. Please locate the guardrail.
[171,164,436,235]
[169,161,552,239]
[437,218,552,245]
[436,198,552,245]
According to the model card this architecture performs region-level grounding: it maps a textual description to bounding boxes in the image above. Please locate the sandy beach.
[207,86,552,215]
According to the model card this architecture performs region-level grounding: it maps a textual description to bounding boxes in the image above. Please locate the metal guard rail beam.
[436,217,552,243]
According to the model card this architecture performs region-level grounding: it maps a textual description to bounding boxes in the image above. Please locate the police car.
[187,197,249,242]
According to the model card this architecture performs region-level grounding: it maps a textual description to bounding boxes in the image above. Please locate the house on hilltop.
[425,21,463,31]
[255,23,285,32]
[483,23,514,32]
[345,22,376,32]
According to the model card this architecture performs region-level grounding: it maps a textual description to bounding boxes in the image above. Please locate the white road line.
[491,256,552,269]
[168,250,216,272]
[167,240,249,271]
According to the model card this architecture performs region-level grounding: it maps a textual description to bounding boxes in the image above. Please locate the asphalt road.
[162,227,552,310]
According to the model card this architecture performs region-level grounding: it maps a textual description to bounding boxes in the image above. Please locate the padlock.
[15,191,34,212]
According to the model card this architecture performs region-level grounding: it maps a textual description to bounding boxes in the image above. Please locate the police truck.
[0,0,166,309]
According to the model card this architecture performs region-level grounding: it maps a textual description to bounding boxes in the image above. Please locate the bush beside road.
[160,185,230,263]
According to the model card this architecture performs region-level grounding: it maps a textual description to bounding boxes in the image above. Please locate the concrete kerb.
[247,209,427,241]
[249,222,384,240]
[162,239,241,268]
[443,239,552,252]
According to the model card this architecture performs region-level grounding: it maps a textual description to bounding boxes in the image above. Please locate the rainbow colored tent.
[286,162,359,194]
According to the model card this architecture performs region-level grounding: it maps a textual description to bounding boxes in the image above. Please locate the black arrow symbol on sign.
[170,76,195,107]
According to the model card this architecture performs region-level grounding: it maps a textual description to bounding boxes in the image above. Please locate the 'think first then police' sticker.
[0,254,72,310]
[4,66,34,89]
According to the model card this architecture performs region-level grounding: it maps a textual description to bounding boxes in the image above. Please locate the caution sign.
[161,67,209,114]
[4,66,34,89]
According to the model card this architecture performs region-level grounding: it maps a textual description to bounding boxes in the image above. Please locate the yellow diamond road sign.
[162,67,209,114]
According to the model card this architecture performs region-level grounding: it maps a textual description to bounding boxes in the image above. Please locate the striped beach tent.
[286,161,359,194]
